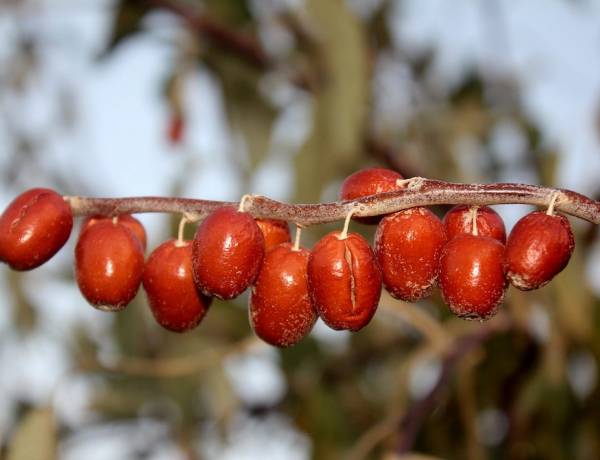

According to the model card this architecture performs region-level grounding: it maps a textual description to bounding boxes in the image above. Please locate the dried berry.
[505,211,574,290]
[374,207,447,301]
[443,205,506,243]
[250,243,317,347]
[308,231,382,331]
[340,167,403,224]
[439,234,506,320]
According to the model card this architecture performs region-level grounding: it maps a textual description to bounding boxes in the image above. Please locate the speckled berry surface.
[250,243,316,347]
[443,205,506,243]
[339,167,403,224]
[75,220,144,311]
[0,188,73,270]
[308,231,382,331]
[439,234,507,321]
[505,211,574,290]
[143,240,211,332]
[192,206,265,300]
[374,207,447,302]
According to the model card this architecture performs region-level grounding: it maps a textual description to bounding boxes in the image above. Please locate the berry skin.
[250,243,317,347]
[255,218,291,252]
[143,240,211,332]
[439,234,507,320]
[504,211,575,290]
[75,220,145,311]
[443,205,506,243]
[308,231,382,331]
[0,188,73,270]
[340,167,404,224]
[81,214,147,251]
[374,207,447,302]
[192,206,265,300]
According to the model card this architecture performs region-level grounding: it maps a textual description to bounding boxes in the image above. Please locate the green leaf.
[7,407,57,460]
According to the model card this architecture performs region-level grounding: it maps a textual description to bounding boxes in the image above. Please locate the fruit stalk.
[64,180,600,226]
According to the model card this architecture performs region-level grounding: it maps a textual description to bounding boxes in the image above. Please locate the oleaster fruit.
[255,218,291,252]
[308,230,382,331]
[75,219,145,311]
[192,206,265,300]
[504,211,575,290]
[81,214,147,251]
[0,188,73,270]
[250,242,317,347]
[443,205,506,243]
[143,239,211,332]
[339,167,403,224]
[374,207,447,302]
[0,173,591,344]
[439,234,507,321]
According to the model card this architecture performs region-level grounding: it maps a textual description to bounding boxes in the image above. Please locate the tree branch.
[147,0,270,69]
[395,315,511,453]
[65,179,600,226]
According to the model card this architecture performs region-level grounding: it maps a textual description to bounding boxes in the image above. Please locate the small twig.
[292,225,302,251]
[395,315,511,453]
[64,180,600,226]
[147,0,270,69]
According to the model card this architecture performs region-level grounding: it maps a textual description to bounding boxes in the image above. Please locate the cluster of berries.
[0,169,575,348]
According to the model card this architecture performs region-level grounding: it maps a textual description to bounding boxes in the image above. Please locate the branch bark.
[65,179,600,226]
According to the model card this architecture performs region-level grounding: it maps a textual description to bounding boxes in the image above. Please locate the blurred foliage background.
[1,0,600,459]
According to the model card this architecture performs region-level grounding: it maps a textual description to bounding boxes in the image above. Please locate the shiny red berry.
[443,205,506,243]
[81,214,147,251]
[308,231,382,331]
[143,240,211,332]
[75,220,145,311]
[255,218,291,252]
[439,234,506,320]
[0,188,73,270]
[374,207,447,301]
[504,211,574,290]
[192,206,265,300]
[250,243,317,347]
[340,167,404,224]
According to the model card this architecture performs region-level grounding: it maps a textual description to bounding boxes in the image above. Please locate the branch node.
[238,194,254,213]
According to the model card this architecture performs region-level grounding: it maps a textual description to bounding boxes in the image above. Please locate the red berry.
[0,188,73,270]
[192,206,265,300]
[75,220,144,311]
[504,211,575,290]
[81,214,147,251]
[308,231,382,331]
[443,205,506,243]
[374,207,447,301]
[143,240,211,332]
[167,113,185,146]
[255,218,291,252]
[439,234,506,320]
[250,243,317,347]
[340,167,403,224]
